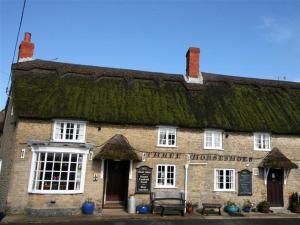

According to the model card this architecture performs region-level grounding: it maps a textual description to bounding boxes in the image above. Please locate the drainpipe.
[184,163,189,213]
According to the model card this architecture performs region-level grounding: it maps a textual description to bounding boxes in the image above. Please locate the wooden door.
[105,160,129,202]
[267,168,283,206]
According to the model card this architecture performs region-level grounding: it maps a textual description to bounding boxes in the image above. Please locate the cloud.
[258,16,298,42]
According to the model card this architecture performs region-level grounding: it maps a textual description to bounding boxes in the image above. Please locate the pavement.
[1,209,300,224]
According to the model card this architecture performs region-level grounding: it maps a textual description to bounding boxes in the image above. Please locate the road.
[2,218,300,225]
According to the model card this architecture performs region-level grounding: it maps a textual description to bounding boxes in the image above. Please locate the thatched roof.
[94,134,140,161]
[258,148,298,169]
[11,60,300,134]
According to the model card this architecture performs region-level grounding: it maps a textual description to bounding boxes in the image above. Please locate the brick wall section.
[0,101,17,213]
[3,120,300,214]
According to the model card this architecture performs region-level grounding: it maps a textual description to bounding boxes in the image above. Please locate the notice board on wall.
[136,166,152,194]
[238,169,252,196]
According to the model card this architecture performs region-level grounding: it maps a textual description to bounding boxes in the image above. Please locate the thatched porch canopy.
[258,148,298,169]
[94,134,141,161]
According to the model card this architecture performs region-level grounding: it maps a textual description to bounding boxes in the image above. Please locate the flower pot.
[243,206,251,212]
[186,207,193,214]
[292,205,300,213]
[136,205,150,214]
[227,206,239,213]
[82,202,95,214]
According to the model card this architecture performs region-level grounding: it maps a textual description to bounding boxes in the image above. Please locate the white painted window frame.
[28,147,88,194]
[52,120,86,143]
[253,132,271,151]
[214,168,235,192]
[155,164,176,188]
[157,126,177,147]
[204,129,223,150]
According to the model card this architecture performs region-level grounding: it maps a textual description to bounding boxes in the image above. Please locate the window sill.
[51,139,86,144]
[204,148,224,151]
[28,190,83,195]
[253,148,271,151]
[213,189,236,192]
[154,186,177,189]
[156,145,177,148]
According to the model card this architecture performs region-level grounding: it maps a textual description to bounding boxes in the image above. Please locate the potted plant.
[225,201,239,213]
[186,202,193,213]
[82,198,95,215]
[136,203,150,214]
[257,200,270,213]
[290,192,300,213]
[242,199,253,212]
[186,202,198,214]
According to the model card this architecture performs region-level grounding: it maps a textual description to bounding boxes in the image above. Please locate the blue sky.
[1,0,300,109]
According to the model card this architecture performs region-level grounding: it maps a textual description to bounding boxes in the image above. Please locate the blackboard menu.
[136,166,152,194]
[238,169,252,196]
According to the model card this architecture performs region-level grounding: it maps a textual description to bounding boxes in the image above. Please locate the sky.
[1,0,300,109]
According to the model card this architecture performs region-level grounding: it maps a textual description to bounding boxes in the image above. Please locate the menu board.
[136,166,152,194]
[238,169,252,196]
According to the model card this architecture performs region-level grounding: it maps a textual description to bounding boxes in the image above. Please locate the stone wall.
[0,101,17,213]
[3,119,300,214]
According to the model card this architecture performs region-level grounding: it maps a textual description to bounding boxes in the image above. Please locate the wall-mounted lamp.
[20,149,26,159]
[89,151,94,160]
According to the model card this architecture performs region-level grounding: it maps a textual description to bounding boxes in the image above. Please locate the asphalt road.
[2,218,300,225]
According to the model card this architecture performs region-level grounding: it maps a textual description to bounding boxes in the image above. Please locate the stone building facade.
[0,33,299,215]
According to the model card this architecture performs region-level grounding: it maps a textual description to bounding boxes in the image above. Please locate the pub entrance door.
[104,160,129,208]
[267,168,284,207]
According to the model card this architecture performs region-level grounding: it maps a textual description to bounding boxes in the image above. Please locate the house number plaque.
[136,166,152,194]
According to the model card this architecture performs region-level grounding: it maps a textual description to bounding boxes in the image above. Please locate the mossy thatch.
[94,134,140,161]
[258,148,298,169]
[11,60,300,134]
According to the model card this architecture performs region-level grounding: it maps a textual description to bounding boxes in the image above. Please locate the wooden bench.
[151,191,185,216]
[202,203,222,215]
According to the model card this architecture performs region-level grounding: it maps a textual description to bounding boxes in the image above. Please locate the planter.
[243,206,251,213]
[186,207,193,214]
[292,205,300,213]
[136,205,150,214]
[82,202,95,215]
[226,206,239,213]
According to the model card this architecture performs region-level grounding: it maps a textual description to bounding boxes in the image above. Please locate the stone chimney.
[184,47,203,84]
[18,32,35,62]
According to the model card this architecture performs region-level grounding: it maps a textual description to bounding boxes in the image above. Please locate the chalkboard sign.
[136,166,152,194]
[238,169,252,196]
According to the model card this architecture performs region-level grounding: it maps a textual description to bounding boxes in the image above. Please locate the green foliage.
[226,201,237,207]
[290,192,300,207]
[257,200,270,211]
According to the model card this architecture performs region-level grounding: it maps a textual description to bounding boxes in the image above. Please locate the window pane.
[159,130,167,145]
[205,132,212,147]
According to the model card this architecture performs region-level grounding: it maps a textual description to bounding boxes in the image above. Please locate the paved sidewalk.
[1,210,300,224]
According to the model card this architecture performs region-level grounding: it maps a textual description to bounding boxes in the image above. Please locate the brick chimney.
[184,47,203,84]
[18,32,35,62]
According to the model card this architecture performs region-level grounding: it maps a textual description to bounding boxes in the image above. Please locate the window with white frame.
[254,133,271,151]
[214,169,235,191]
[204,130,223,150]
[156,164,176,188]
[28,148,87,194]
[53,120,86,142]
[157,127,176,147]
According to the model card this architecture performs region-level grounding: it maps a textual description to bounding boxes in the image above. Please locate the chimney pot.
[24,32,31,42]
[18,32,35,62]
